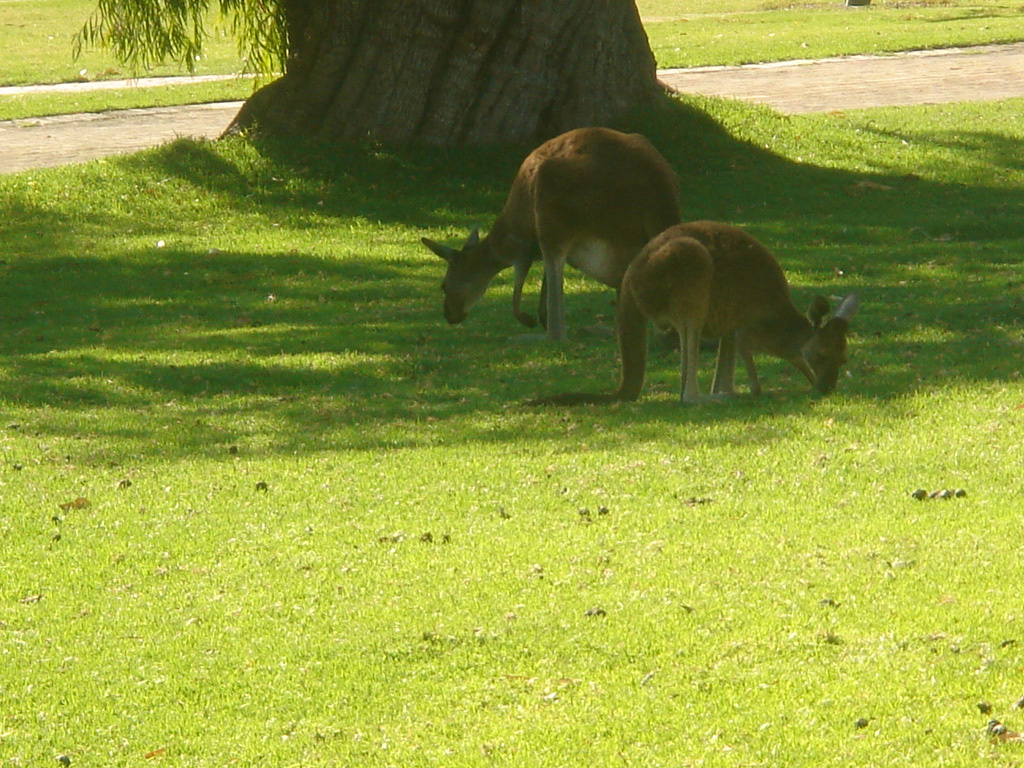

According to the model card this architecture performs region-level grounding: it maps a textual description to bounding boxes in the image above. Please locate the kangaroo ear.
[421,237,458,263]
[833,293,860,323]
[466,228,481,248]
[808,295,831,328]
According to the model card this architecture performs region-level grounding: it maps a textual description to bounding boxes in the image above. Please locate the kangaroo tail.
[526,279,649,408]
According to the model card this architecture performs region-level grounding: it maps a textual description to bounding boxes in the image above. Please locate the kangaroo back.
[675,221,859,394]
[529,221,860,405]
[528,228,712,406]
[531,129,680,270]
[425,127,681,337]
[671,221,796,339]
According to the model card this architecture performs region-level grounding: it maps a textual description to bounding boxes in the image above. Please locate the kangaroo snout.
[443,301,468,325]
[814,376,838,395]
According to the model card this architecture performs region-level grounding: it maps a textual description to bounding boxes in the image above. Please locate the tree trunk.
[228,0,660,146]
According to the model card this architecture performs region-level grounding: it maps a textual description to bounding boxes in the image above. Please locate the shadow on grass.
[126,131,523,232]
[856,122,1024,185]
[1,94,1023,459]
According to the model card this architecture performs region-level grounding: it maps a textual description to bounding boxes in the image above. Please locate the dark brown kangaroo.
[530,221,860,405]
[421,127,681,341]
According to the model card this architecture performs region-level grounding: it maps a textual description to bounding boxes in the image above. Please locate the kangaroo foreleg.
[512,261,537,328]
[790,357,818,390]
[680,322,703,404]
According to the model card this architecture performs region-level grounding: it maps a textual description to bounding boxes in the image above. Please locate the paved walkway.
[1,43,1023,175]
[0,102,244,174]
[659,43,1024,113]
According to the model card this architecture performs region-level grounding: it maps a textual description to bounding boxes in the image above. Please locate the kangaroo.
[621,230,714,403]
[421,126,681,341]
[529,221,860,405]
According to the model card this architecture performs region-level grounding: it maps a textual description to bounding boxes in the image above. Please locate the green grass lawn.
[0,0,254,119]
[2,86,1024,765]
[638,1,1024,68]
[0,78,253,121]
[0,0,245,86]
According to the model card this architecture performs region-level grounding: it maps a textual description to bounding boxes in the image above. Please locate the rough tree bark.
[228,0,660,145]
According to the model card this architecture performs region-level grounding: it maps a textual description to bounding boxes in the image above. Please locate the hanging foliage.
[75,0,287,75]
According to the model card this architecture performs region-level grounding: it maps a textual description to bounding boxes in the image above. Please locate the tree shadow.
[2,93,1023,460]
[854,122,1024,182]
[122,134,523,233]
[916,9,1022,24]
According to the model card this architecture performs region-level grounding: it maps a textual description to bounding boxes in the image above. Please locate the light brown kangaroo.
[529,221,860,405]
[421,126,681,341]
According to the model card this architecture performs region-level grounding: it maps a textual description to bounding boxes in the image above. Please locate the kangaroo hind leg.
[632,231,712,404]
[542,255,567,341]
[679,321,703,404]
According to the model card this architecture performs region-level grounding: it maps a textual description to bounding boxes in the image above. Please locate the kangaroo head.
[422,229,504,325]
[801,293,860,394]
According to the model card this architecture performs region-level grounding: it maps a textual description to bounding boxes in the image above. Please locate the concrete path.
[1,43,1023,174]
[0,102,243,174]
[0,73,242,97]
[659,43,1024,114]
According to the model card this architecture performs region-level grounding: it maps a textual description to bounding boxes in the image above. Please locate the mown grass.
[0,78,252,121]
[639,0,1024,68]
[0,0,252,120]
[0,0,245,86]
[3,88,1024,766]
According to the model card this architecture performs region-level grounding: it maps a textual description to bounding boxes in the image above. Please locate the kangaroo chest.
[565,239,622,287]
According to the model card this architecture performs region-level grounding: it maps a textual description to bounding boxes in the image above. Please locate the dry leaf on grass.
[853,180,894,191]
[987,720,1024,742]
